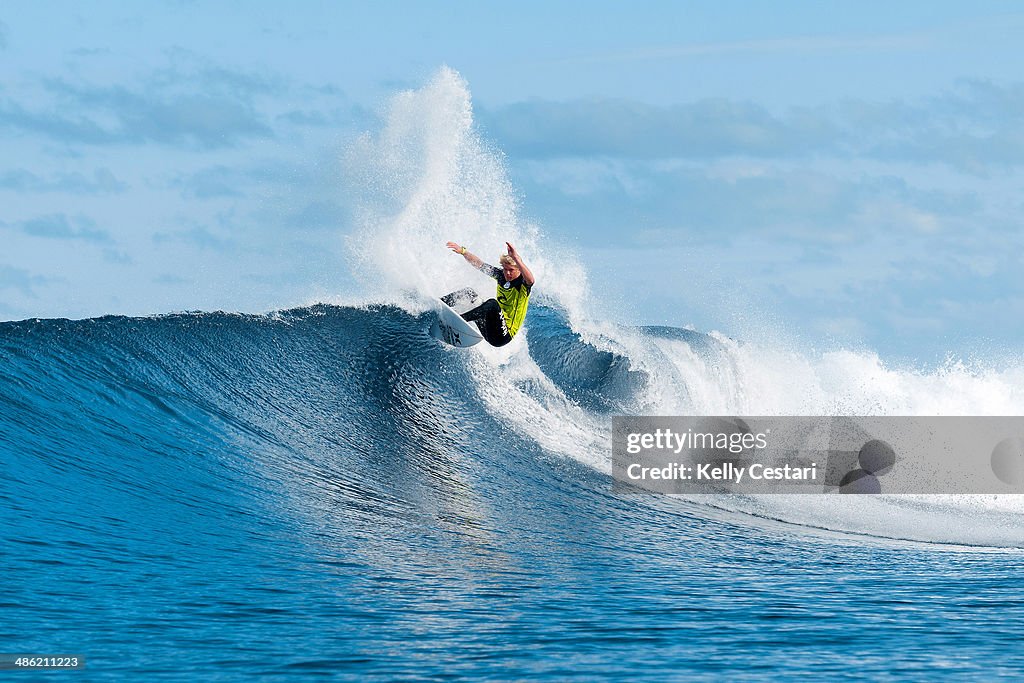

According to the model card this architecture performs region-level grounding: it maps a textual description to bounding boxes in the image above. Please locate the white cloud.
[482,81,1024,172]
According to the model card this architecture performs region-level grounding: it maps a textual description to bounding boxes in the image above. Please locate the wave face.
[4,305,1024,679]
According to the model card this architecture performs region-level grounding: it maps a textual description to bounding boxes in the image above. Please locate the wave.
[3,303,1024,551]
[5,65,1024,566]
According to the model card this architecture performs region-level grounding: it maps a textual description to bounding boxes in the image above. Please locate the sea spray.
[336,67,1024,542]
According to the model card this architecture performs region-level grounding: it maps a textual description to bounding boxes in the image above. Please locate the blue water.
[3,305,1024,680]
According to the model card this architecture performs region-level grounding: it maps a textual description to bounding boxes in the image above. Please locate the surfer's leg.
[461,299,513,346]
[441,287,478,308]
[485,315,513,347]
[460,298,496,323]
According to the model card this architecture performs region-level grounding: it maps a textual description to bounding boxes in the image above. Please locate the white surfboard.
[430,300,484,348]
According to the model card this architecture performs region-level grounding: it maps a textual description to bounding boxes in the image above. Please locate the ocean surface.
[3,303,1024,680]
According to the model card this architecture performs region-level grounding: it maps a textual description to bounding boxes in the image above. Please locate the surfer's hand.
[506,242,518,259]
[446,241,463,254]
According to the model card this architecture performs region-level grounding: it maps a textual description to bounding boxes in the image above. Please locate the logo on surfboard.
[441,323,461,346]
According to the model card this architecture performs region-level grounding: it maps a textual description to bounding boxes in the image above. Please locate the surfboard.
[430,299,484,348]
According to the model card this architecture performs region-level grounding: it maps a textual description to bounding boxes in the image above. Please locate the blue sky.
[2,1,1023,362]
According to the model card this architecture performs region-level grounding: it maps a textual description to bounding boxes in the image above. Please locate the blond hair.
[499,254,516,267]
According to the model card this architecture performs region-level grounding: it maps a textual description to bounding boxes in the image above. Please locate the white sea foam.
[343,65,587,315]
[345,66,1024,548]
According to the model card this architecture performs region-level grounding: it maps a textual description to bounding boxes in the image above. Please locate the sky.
[2,1,1023,363]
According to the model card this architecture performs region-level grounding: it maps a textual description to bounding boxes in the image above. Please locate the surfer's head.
[499,254,520,280]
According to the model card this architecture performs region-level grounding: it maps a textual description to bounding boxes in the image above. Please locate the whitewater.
[3,67,1024,679]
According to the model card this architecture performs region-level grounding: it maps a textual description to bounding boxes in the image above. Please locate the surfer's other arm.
[446,241,485,270]
[504,242,535,287]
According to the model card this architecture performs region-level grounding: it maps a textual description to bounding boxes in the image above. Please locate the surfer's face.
[502,264,520,281]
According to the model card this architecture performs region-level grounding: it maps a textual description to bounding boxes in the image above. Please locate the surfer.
[444,241,535,347]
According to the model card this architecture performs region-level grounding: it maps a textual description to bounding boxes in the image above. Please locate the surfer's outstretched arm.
[446,241,485,270]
